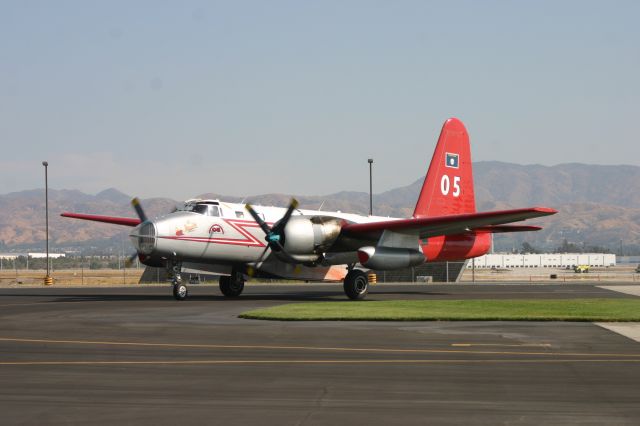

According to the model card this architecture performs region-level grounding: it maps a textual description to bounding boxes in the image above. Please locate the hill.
[1,163,638,253]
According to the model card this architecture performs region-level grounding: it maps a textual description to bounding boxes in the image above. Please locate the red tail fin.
[413,118,476,218]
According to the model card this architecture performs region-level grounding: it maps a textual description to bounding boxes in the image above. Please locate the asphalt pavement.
[1,283,640,425]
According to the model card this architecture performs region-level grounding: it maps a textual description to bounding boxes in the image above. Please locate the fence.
[0,269,145,286]
[460,266,640,283]
[376,261,468,283]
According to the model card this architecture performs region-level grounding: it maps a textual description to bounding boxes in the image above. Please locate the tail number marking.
[440,175,461,197]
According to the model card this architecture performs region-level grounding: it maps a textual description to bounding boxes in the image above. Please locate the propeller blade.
[271,241,299,264]
[131,198,148,223]
[271,198,299,235]
[256,245,270,264]
[245,203,272,236]
[124,253,138,267]
[247,246,271,277]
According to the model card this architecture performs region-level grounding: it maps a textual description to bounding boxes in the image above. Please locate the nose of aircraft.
[130,221,157,255]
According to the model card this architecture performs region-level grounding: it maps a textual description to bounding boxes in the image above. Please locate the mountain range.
[1,161,639,253]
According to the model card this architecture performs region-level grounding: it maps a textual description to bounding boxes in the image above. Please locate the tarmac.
[1,282,640,425]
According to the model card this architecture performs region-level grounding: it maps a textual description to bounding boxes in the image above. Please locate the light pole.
[42,161,52,285]
[368,158,373,216]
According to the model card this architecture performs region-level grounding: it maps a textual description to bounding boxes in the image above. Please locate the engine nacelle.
[357,246,425,270]
[281,216,342,255]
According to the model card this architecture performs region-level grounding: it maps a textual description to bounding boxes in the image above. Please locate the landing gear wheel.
[219,275,245,298]
[343,270,369,300]
[173,282,188,301]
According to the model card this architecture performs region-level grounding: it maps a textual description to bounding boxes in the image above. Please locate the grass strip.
[239,299,640,322]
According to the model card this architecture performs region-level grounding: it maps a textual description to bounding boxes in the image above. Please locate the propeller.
[245,198,300,272]
[124,252,139,268]
[131,197,148,223]
[126,197,150,267]
[125,197,178,268]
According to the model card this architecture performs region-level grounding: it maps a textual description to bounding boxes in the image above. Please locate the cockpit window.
[192,204,207,215]
[192,204,220,217]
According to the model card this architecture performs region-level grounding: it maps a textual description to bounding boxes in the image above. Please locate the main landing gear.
[343,268,369,300]
[167,261,246,301]
[219,269,245,298]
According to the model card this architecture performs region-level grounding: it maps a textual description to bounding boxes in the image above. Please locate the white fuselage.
[150,201,397,261]
[131,200,401,280]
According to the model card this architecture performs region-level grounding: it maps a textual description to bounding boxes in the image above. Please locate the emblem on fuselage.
[209,224,224,234]
[175,221,198,236]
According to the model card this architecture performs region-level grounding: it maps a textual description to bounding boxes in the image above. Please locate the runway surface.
[1,283,640,425]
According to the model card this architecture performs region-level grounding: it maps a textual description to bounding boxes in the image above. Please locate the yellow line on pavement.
[0,302,73,307]
[0,336,638,358]
[451,343,552,348]
[1,359,640,366]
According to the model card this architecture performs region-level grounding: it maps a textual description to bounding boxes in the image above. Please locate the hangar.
[467,253,616,269]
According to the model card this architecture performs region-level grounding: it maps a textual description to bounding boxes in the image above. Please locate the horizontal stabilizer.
[61,212,141,227]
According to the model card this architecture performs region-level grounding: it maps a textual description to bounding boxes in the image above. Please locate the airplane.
[61,118,557,300]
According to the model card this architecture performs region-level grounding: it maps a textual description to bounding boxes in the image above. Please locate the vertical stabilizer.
[413,118,476,218]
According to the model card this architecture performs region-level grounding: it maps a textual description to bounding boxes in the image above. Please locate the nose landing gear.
[167,260,188,301]
[172,279,188,301]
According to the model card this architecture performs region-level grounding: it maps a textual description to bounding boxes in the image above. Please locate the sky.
[1,0,638,200]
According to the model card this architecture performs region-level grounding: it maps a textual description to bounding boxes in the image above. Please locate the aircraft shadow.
[0,290,449,303]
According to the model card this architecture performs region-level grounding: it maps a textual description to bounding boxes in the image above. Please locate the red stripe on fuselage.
[158,218,271,247]
[158,236,265,246]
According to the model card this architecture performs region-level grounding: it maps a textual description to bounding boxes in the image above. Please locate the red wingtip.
[61,212,141,227]
[532,207,558,215]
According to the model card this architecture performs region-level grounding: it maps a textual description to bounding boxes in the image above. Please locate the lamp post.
[368,158,373,216]
[42,161,52,285]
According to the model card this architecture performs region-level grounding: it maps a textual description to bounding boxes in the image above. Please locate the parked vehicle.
[574,265,590,273]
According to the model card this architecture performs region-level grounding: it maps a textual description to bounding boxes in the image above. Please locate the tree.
[520,242,539,254]
[584,244,611,254]
[555,238,581,253]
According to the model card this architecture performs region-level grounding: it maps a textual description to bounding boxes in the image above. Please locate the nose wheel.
[168,261,188,301]
[173,280,188,301]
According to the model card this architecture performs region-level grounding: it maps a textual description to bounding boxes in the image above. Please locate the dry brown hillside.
[1,162,638,252]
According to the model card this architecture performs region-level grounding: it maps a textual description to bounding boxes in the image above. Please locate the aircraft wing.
[60,212,141,227]
[341,207,556,239]
[473,225,543,233]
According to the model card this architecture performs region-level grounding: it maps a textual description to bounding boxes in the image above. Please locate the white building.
[28,253,66,259]
[0,253,66,260]
[467,253,616,269]
[0,253,20,260]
